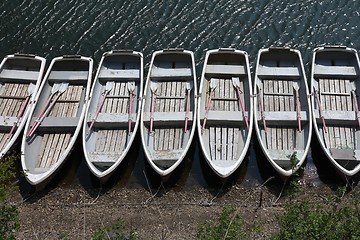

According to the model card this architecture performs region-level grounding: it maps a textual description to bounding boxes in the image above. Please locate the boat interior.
[25,59,90,173]
[199,52,250,166]
[0,57,42,151]
[85,54,142,169]
[256,50,309,170]
[313,50,360,170]
[142,53,195,169]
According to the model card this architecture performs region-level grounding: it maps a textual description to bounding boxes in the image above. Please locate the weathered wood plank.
[41,134,54,168]
[1,84,12,116]
[36,134,48,168]
[233,128,239,158]
[227,127,233,160]
[209,127,215,160]
[215,127,221,160]
[95,131,104,152]
[0,133,7,150]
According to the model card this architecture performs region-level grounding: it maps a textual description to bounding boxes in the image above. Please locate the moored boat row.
[0,46,359,189]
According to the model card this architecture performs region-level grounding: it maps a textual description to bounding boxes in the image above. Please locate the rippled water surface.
[2,0,360,189]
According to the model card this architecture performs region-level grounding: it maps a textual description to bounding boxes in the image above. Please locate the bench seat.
[314,110,358,126]
[200,110,248,126]
[88,112,137,128]
[143,111,193,127]
[48,71,89,82]
[35,117,80,131]
[0,116,18,130]
[205,64,246,77]
[98,69,140,79]
[0,69,40,82]
[257,66,301,79]
[257,111,308,126]
[313,65,357,78]
[151,67,193,80]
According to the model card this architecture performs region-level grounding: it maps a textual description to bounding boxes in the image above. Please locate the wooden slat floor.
[318,78,355,150]
[153,80,187,152]
[93,81,136,154]
[262,79,296,150]
[36,85,83,169]
[204,78,246,161]
[0,82,29,150]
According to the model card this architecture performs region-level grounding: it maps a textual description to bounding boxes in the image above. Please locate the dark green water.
[4,0,360,191]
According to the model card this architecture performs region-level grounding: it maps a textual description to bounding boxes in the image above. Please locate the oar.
[127,81,135,135]
[313,86,327,133]
[232,77,249,129]
[87,81,114,136]
[184,81,193,133]
[201,78,217,135]
[257,83,267,132]
[351,81,360,128]
[293,81,302,132]
[149,81,158,134]
[7,83,36,141]
[28,82,63,133]
[27,82,69,138]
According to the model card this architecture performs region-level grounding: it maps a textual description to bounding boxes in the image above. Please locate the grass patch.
[197,206,247,240]
[92,219,137,240]
[273,200,360,240]
[0,152,20,239]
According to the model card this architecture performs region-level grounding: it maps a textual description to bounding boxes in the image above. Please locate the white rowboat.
[197,48,253,178]
[254,47,312,179]
[83,50,143,183]
[0,53,46,159]
[21,55,93,188]
[311,46,360,179]
[140,49,197,177]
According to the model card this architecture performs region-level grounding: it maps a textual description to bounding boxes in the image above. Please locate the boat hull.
[197,48,253,178]
[254,47,312,179]
[83,50,143,183]
[21,55,93,188]
[311,46,360,179]
[140,49,197,177]
[0,54,46,159]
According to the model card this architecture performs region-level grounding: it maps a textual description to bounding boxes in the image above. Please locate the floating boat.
[140,49,197,177]
[83,50,143,183]
[197,48,253,178]
[254,47,312,179]
[0,54,46,159]
[21,55,93,187]
[311,46,360,179]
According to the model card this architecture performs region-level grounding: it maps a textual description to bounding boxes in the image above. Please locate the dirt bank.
[13,177,359,240]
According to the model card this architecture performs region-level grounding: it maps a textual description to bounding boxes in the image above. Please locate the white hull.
[140,49,197,177]
[0,54,46,159]
[197,48,253,178]
[311,46,360,179]
[21,55,93,187]
[83,50,143,183]
[254,47,312,179]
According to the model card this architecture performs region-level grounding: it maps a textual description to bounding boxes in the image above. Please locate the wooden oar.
[201,78,217,135]
[293,81,301,132]
[7,83,35,141]
[184,81,193,133]
[87,81,114,136]
[232,77,249,129]
[313,86,327,133]
[257,83,267,132]
[149,81,158,134]
[351,81,360,128]
[127,81,135,135]
[27,82,69,138]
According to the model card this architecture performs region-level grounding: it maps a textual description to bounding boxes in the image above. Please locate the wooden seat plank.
[0,69,40,81]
